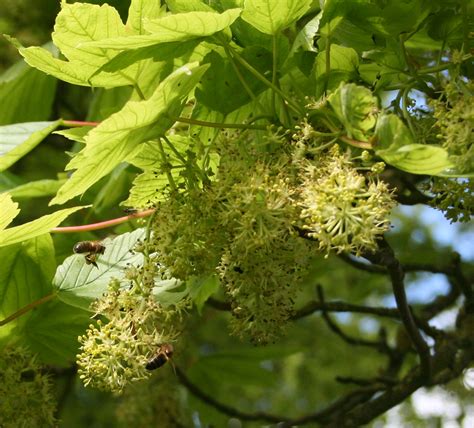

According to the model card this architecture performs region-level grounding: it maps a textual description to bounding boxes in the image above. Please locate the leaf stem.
[0,294,56,326]
[50,209,155,233]
[227,45,304,116]
[174,116,267,130]
[62,120,100,127]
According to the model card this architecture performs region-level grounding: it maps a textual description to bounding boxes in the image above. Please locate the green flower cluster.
[297,146,395,256]
[77,280,177,394]
[151,128,395,343]
[429,177,474,223]
[0,346,57,427]
[432,82,474,174]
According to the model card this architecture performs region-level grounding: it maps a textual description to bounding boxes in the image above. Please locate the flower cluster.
[0,346,57,427]
[149,126,395,342]
[77,279,177,394]
[297,146,395,256]
[429,177,474,223]
[432,81,474,174]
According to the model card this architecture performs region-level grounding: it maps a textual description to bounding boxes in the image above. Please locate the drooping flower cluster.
[0,346,57,427]
[432,81,474,174]
[77,279,178,394]
[297,146,395,256]
[150,126,395,342]
[428,81,473,222]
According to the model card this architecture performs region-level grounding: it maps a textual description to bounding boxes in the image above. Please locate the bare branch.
[316,286,394,354]
[362,239,432,380]
[175,366,289,423]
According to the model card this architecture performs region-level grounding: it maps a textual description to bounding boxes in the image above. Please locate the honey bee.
[73,240,105,268]
[146,343,174,371]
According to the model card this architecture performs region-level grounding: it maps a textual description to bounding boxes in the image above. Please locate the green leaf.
[0,235,55,333]
[375,114,455,175]
[0,121,61,171]
[188,275,220,314]
[22,300,90,366]
[327,83,378,141]
[125,136,190,207]
[196,47,272,114]
[7,179,67,200]
[290,12,321,55]
[374,113,414,151]
[0,193,20,230]
[241,0,312,35]
[378,144,455,176]
[126,0,165,35]
[0,206,88,247]
[53,229,145,310]
[81,9,242,50]
[16,3,139,88]
[0,47,57,125]
[313,44,359,97]
[54,126,92,143]
[50,62,209,205]
[166,0,214,13]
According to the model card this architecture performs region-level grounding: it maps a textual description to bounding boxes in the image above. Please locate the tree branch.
[316,286,394,354]
[363,239,432,381]
[175,366,289,423]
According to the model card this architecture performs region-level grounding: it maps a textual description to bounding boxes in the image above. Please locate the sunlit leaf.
[16,3,140,88]
[0,121,61,171]
[241,0,312,35]
[81,9,242,50]
[50,62,208,205]
[0,193,20,230]
[0,206,88,247]
[126,0,165,35]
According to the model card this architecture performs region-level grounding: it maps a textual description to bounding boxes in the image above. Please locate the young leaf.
[81,9,242,50]
[241,0,312,35]
[126,0,165,35]
[50,62,209,205]
[327,83,378,141]
[377,144,455,176]
[16,3,139,88]
[0,193,20,230]
[0,206,88,247]
[0,121,61,171]
[375,114,455,175]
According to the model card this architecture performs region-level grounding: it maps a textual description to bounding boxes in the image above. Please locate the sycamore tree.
[0,0,473,426]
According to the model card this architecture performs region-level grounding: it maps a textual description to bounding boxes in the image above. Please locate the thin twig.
[316,286,392,353]
[175,366,289,423]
